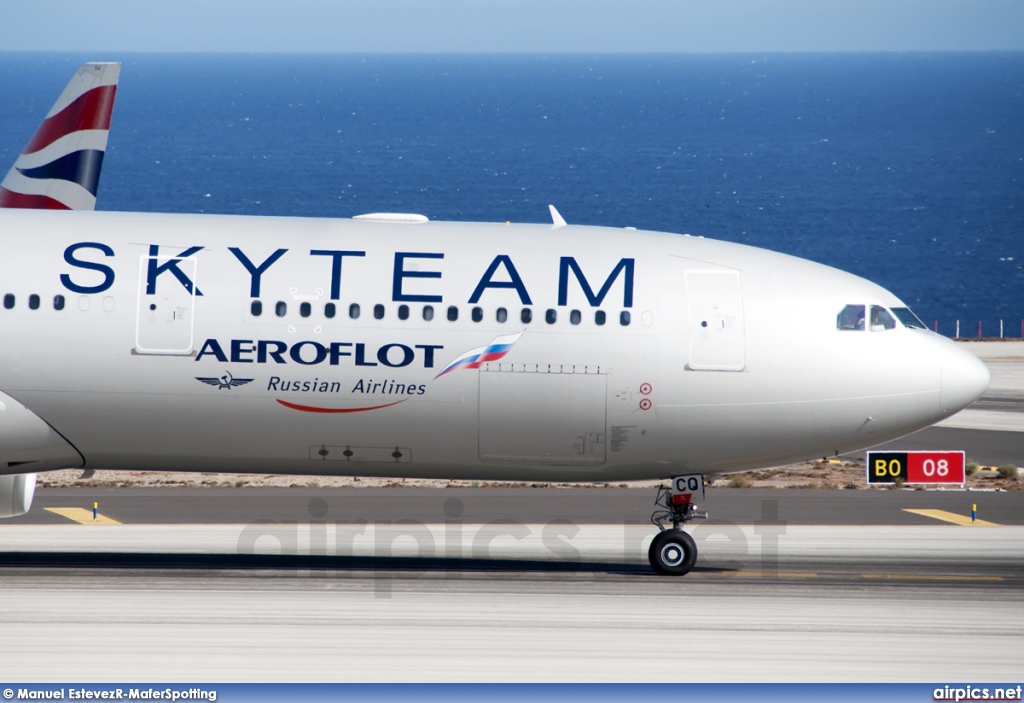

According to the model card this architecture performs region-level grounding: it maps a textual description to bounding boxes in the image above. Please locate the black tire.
[648,530,698,576]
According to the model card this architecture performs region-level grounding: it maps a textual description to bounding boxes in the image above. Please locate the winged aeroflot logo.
[192,332,526,409]
[195,371,254,390]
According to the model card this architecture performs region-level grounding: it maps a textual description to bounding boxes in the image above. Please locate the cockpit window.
[891,307,927,330]
[837,304,865,331]
[869,305,896,331]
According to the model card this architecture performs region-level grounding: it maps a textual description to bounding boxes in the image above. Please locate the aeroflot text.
[14,690,216,701]
[195,339,443,369]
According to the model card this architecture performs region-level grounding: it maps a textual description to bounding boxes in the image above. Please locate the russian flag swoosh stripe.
[434,331,524,379]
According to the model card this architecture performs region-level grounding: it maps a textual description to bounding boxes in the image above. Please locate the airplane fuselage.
[0,209,989,481]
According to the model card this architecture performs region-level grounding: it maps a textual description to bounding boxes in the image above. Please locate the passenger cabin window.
[870,305,896,331]
[447,306,458,322]
[595,311,606,326]
[892,307,926,330]
[472,307,483,322]
[373,304,385,320]
[275,302,287,317]
[398,304,410,320]
[521,308,532,324]
[325,303,336,319]
[570,310,581,325]
[545,309,557,324]
[3,294,14,310]
[620,311,631,326]
[496,307,507,323]
[423,305,434,321]
[349,303,360,319]
[836,304,865,331]
[54,295,66,311]
[29,294,40,310]
[299,302,311,318]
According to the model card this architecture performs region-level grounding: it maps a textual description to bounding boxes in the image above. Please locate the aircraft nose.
[939,342,990,415]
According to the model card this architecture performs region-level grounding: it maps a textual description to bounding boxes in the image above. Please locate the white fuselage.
[0,209,989,481]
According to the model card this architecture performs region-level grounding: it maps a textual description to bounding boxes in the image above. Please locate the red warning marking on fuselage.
[639,398,652,411]
[639,383,653,395]
[276,398,407,413]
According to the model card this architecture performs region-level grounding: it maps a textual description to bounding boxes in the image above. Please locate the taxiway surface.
[6,486,1024,525]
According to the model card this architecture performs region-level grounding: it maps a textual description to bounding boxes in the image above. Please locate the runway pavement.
[3,488,1023,681]
[1,522,1022,681]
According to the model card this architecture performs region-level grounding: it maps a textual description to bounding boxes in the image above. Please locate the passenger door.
[135,255,198,355]
[685,270,745,371]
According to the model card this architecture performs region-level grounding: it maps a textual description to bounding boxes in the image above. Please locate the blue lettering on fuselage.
[310,249,365,300]
[229,247,287,298]
[57,242,637,309]
[196,339,443,369]
[393,252,444,302]
[558,256,634,308]
[146,245,204,296]
[60,242,115,294]
[468,254,532,304]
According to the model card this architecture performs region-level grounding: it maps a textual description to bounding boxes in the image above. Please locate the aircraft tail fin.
[0,62,121,211]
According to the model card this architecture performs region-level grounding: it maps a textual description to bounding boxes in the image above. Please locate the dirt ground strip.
[36,458,1021,491]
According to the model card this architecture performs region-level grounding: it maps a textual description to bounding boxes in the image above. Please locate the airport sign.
[865,451,966,484]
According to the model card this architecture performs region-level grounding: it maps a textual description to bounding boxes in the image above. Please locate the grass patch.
[997,465,1019,481]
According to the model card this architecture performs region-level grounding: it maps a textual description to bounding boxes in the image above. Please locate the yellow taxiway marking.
[862,574,1004,582]
[45,508,122,525]
[902,509,1000,526]
[725,571,819,578]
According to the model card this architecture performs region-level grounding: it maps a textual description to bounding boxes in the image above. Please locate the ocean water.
[1,53,1021,335]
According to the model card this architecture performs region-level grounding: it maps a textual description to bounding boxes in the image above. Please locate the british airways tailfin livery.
[0,62,120,211]
[0,65,991,575]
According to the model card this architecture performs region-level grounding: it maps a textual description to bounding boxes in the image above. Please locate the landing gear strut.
[648,475,708,576]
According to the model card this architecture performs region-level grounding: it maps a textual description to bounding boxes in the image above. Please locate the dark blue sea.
[1,53,1021,336]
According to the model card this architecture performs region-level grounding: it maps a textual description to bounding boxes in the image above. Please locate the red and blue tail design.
[434,331,525,379]
[0,62,120,211]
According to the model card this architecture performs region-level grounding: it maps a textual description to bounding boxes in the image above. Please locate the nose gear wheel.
[649,530,698,575]
[647,481,709,576]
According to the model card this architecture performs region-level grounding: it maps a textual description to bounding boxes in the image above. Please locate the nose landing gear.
[648,474,708,576]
